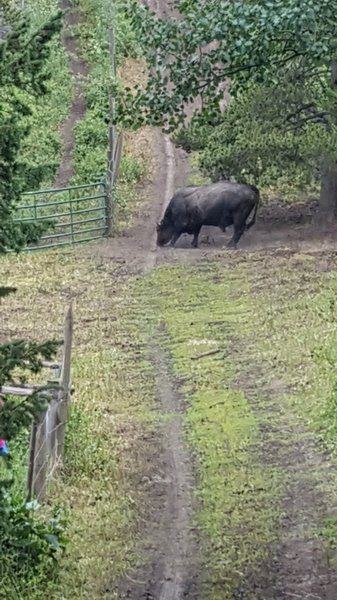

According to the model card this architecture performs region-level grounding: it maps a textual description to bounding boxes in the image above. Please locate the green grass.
[130,253,337,597]
[21,0,73,190]
[0,249,160,599]
[5,244,337,597]
[133,265,285,598]
[71,0,144,210]
[240,252,337,452]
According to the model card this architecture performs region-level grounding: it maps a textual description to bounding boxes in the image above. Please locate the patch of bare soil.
[150,199,337,271]
[53,1,88,188]
[95,132,190,274]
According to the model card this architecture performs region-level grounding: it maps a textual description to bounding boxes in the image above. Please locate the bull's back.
[165,182,259,227]
[197,182,258,207]
[191,183,256,224]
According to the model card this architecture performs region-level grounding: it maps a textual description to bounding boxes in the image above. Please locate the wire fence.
[2,304,74,502]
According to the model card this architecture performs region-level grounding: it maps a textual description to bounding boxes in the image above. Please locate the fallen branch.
[191,348,221,360]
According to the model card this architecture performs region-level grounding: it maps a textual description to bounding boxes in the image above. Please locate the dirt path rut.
[54,1,88,188]
[120,345,199,599]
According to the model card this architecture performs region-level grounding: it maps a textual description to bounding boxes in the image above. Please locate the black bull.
[156,182,260,248]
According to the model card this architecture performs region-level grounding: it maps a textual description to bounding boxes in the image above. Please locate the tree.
[178,79,333,197]
[117,0,337,219]
[0,1,63,251]
[0,3,67,592]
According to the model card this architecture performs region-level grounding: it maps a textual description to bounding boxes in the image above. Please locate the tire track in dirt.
[53,1,88,188]
[105,0,200,596]
[146,345,199,600]
[233,366,337,600]
[122,0,201,594]
[119,343,199,600]
[111,139,199,598]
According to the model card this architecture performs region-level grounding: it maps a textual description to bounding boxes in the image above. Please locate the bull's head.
[156,220,173,246]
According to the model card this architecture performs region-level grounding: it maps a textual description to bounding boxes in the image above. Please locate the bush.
[0,491,67,574]
[0,489,67,598]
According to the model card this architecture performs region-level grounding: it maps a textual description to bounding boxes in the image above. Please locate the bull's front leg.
[169,230,182,247]
[191,226,202,248]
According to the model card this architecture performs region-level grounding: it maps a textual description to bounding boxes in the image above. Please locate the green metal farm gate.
[17,182,110,251]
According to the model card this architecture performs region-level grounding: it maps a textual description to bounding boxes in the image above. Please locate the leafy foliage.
[0,1,63,252]
[195,81,335,191]
[116,0,337,206]
[116,0,336,129]
[72,0,144,209]
[0,493,67,595]
[0,3,67,595]
[0,302,64,595]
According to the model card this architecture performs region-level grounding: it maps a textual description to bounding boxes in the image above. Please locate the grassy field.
[1,248,160,599]
[1,1,162,595]
[4,245,337,597]
[7,1,337,597]
[132,250,337,597]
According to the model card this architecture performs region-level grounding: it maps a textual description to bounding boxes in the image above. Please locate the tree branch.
[285,111,331,131]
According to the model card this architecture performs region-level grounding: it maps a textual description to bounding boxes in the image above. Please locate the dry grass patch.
[1,248,160,599]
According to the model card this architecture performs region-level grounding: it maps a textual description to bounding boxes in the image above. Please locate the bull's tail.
[245,185,260,230]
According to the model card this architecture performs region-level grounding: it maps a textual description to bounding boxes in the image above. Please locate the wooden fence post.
[113,132,123,185]
[24,309,72,502]
[33,417,48,501]
[27,420,38,502]
[47,379,62,471]
[56,302,73,462]
[107,119,114,194]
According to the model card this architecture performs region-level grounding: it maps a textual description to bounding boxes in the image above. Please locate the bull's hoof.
[226,242,237,250]
[191,243,199,249]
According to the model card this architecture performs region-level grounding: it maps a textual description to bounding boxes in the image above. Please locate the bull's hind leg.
[227,225,245,249]
[227,210,249,249]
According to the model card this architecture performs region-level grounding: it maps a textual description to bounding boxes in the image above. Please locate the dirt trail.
[101,2,201,597]
[236,367,337,599]
[119,345,199,599]
[105,133,199,597]
[53,1,88,188]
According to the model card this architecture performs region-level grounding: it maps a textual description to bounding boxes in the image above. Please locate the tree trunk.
[316,59,337,224]
[316,164,337,224]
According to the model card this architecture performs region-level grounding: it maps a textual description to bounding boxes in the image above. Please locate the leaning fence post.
[27,420,38,502]
[107,120,114,194]
[113,132,123,186]
[33,417,48,501]
[104,180,113,237]
[56,302,73,462]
